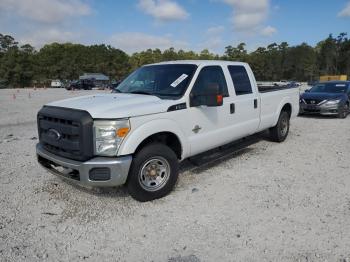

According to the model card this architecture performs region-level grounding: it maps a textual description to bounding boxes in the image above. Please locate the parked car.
[299,81,350,118]
[65,80,77,90]
[273,80,289,86]
[66,79,95,90]
[51,80,63,88]
[36,60,299,201]
[287,81,300,88]
[110,80,122,93]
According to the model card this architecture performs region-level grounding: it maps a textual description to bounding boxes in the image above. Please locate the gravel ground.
[0,88,349,262]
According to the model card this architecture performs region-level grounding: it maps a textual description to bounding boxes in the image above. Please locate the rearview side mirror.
[192,94,223,107]
[190,88,223,107]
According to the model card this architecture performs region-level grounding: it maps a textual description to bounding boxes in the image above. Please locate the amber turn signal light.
[116,127,130,137]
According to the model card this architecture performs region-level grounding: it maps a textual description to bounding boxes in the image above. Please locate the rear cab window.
[227,65,253,96]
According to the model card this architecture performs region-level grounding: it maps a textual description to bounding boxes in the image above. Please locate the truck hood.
[46,93,175,118]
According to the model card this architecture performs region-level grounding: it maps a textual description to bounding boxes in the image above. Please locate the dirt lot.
[0,88,349,262]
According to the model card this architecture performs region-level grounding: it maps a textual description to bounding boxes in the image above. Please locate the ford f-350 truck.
[36,61,299,201]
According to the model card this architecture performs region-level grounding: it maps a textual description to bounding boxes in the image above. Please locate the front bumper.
[299,103,341,115]
[36,143,132,187]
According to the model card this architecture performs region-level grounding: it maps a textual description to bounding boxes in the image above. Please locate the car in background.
[51,80,63,88]
[273,80,301,87]
[286,81,300,88]
[299,81,350,118]
[65,80,78,90]
[110,80,122,93]
[66,79,95,90]
[273,80,289,86]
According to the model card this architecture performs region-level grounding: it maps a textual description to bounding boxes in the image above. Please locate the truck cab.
[37,60,299,201]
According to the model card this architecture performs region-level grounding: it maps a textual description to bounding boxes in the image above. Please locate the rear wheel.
[127,143,179,202]
[269,111,290,142]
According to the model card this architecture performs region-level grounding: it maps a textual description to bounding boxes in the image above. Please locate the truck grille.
[37,106,94,161]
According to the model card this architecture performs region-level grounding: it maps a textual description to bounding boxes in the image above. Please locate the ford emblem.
[48,128,61,141]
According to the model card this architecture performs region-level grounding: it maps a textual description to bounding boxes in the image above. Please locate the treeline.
[0,33,350,88]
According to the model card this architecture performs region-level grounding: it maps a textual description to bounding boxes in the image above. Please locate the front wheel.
[338,103,349,119]
[127,143,179,202]
[269,111,290,142]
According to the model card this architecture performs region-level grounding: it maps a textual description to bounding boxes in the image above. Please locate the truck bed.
[257,85,300,131]
[258,85,299,93]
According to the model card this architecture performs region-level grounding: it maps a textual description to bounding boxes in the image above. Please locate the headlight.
[299,98,306,104]
[324,99,341,106]
[93,120,130,156]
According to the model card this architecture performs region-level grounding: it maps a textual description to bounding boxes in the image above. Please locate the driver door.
[187,66,232,156]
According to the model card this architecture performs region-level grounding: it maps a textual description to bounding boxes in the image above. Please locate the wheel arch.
[281,103,292,118]
[273,99,294,126]
[118,119,188,160]
[134,132,183,160]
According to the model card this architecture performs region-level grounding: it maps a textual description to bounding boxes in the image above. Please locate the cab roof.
[147,60,248,67]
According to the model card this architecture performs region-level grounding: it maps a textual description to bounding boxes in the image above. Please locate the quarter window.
[228,66,252,95]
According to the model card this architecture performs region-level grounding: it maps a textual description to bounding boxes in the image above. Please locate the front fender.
[118,118,189,159]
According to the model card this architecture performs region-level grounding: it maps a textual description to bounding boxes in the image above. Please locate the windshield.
[116,64,197,99]
[310,82,348,93]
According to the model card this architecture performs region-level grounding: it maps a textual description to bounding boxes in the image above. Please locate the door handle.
[254,99,258,109]
[230,103,235,114]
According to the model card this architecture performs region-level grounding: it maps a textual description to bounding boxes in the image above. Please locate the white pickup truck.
[36,60,299,201]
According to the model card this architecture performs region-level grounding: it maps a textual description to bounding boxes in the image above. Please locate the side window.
[228,66,252,96]
[191,66,229,97]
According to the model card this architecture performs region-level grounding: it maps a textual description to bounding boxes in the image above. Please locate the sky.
[0,0,350,54]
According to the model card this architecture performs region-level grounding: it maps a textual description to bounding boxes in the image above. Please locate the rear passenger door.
[227,65,260,136]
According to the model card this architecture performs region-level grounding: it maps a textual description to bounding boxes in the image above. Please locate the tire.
[269,111,290,142]
[127,143,179,202]
[338,103,349,119]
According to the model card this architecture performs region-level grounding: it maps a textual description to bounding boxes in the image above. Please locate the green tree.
[224,43,248,61]
[1,32,350,87]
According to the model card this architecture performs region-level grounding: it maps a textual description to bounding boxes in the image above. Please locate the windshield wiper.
[153,93,181,96]
[129,90,154,96]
